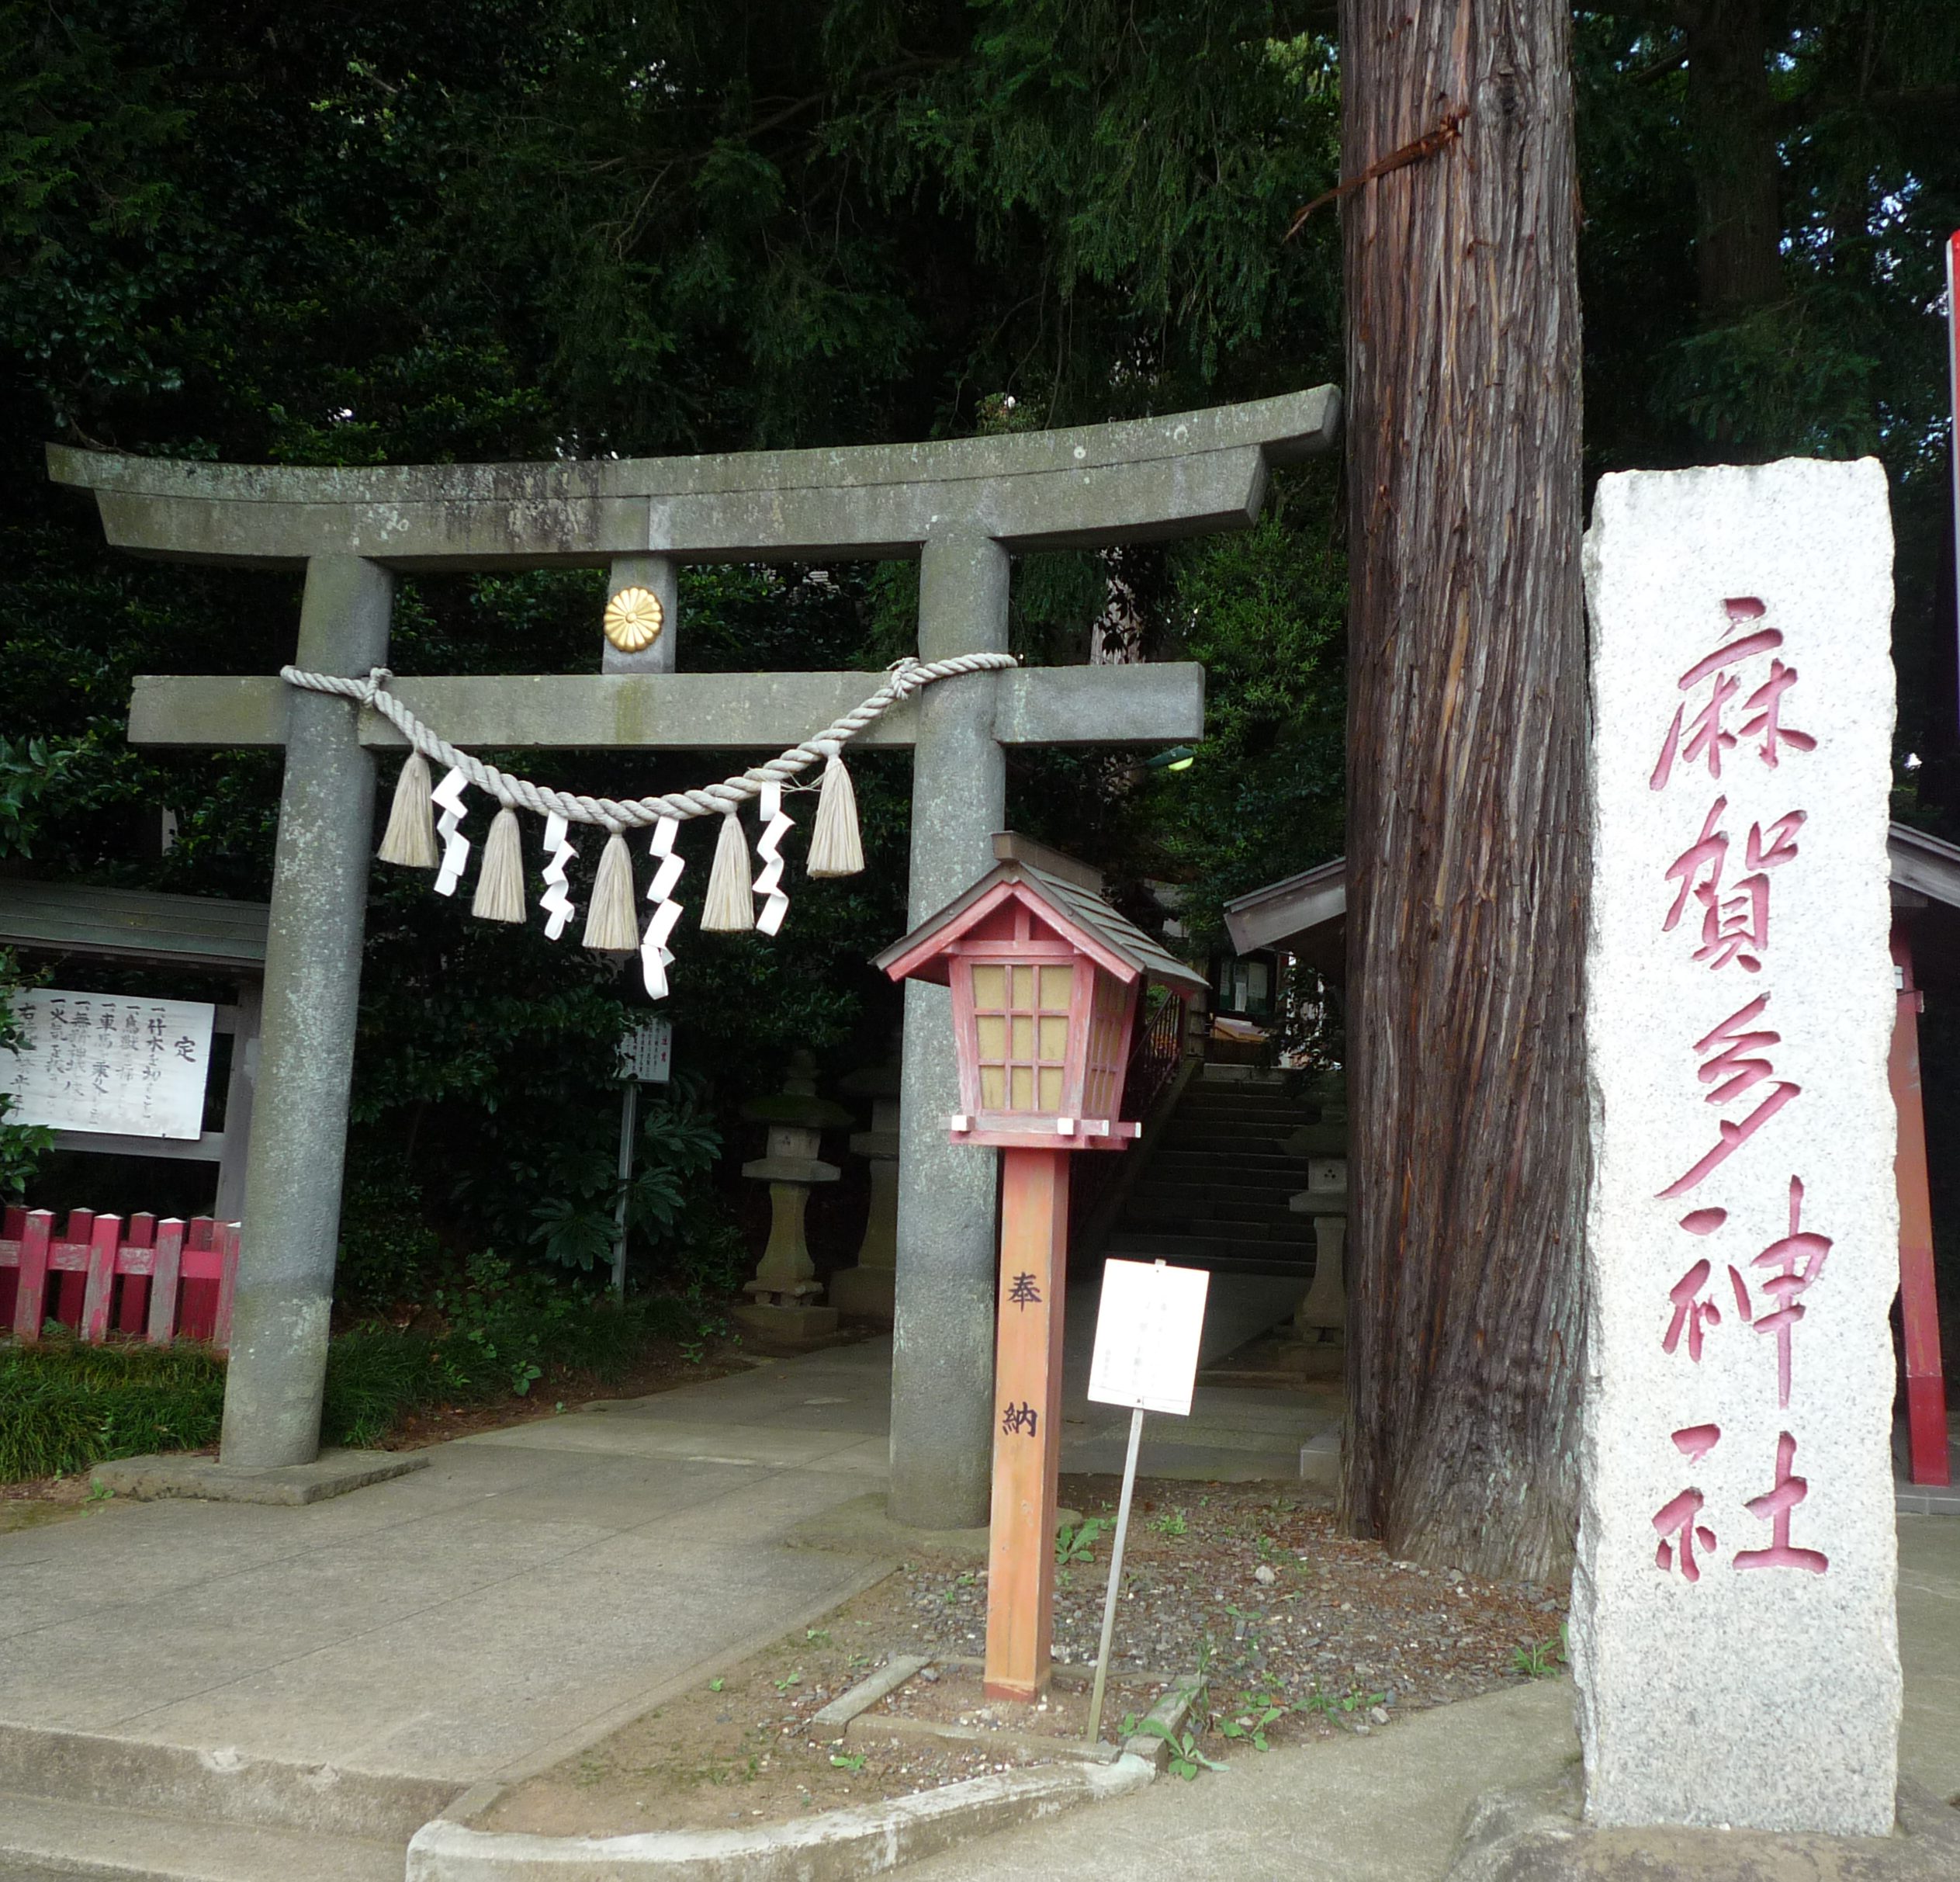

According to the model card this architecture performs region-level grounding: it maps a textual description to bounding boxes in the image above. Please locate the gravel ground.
[483,1472,1572,1834]
[888,1476,1570,1743]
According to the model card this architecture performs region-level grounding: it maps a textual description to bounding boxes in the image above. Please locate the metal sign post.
[611,1019,673,1298]
[1084,1256,1210,1742]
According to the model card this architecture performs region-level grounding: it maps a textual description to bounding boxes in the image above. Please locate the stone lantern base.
[731,1290,840,1345]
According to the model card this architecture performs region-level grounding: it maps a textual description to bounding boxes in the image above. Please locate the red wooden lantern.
[877,834,1203,1705]
[875,837,1205,1149]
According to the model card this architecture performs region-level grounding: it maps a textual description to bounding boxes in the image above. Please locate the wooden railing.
[0,1208,239,1350]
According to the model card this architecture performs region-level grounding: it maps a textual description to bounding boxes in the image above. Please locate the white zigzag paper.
[432,766,471,896]
[753,783,793,937]
[641,816,685,999]
[540,813,578,941]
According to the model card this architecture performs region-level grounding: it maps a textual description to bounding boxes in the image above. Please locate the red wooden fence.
[0,1208,239,1352]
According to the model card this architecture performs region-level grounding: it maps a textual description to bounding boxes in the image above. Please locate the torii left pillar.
[220,557,392,1466]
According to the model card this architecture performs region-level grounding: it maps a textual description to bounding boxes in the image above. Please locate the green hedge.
[0,1288,723,1482]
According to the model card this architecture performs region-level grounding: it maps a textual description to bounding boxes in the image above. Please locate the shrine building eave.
[43,386,1340,572]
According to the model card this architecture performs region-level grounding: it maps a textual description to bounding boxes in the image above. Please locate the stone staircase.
[1103,1069,1333,1279]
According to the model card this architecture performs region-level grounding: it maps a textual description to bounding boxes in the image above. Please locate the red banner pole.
[1892,924,1951,1486]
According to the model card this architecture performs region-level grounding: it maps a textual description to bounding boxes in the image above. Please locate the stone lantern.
[1285,1069,1349,1340]
[734,1049,853,1342]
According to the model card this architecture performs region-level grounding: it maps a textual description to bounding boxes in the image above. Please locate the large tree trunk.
[1678,0,1782,321]
[1338,0,1588,1584]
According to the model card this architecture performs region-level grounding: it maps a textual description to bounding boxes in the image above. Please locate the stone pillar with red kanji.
[1574,459,1903,1835]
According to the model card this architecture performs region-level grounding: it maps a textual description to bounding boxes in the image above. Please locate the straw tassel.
[377,750,439,868]
[806,745,864,878]
[582,830,642,951]
[701,809,754,931]
[472,806,526,924]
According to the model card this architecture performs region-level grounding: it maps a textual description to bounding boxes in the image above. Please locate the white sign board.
[1087,1257,1210,1417]
[4,989,214,1140]
[617,1018,673,1083]
[1575,460,1901,1836]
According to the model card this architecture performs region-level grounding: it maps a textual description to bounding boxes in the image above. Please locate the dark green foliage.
[5,1,1959,1329]
[0,1335,227,1481]
[0,1277,725,1479]
[321,1258,725,1446]
[1574,5,1960,816]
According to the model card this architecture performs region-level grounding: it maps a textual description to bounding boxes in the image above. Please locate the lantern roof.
[875,835,1207,996]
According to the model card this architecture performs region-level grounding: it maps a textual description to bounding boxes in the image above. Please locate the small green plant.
[805,1627,831,1647]
[1122,1714,1227,1780]
[85,1480,114,1504]
[1054,1517,1108,1565]
[1514,1630,1567,1679]
[773,1672,802,1693]
[1152,1508,1188,1537]
[1301,1683,1387,1721]
[1218,1698,1287,1752]
[708,1678,725,1693]
[829,1751,867,1772]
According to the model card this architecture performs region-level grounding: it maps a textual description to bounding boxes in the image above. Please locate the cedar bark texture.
[1338,0,1588,1583]
[1681,0,1782,320]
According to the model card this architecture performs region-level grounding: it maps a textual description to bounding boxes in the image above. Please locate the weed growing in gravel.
[1513,1629,1567,1679]
[1054,1518,1109,1565]
[1122,1710,1227,1780]
[1218,1697,1288,1751]
[1300,1683,1388,1722]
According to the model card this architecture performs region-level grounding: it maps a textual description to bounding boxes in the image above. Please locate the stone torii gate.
[47,387,1338,1527]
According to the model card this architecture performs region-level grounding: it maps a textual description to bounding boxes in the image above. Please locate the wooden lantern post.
[877,834,1206,1704]
[987,1145,1070,1700]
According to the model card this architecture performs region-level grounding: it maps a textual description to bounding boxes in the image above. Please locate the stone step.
[1128,1182,1304,1209]
[1160,1126,1300,1149]
[1108,1231,1317,1271]
[1149,1152,1304,1178]
[1121,1215,1303,1243]
[0,1791,403,1882]
[1186,1197,1304,1225]
[1131,1217,1313,1243]
[1175,1096,1319,1122]
[0,1723,459,1843]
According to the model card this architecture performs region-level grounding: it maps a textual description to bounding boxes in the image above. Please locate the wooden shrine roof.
[877,838,1207,997]
[1223,825,1960,991]
[0,879,268,972]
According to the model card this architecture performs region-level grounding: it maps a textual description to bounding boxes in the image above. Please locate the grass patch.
[0,1335,227,1481]
[0,1282,725,1482]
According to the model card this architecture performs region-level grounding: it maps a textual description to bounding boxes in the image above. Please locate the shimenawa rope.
[279,653,1018,831]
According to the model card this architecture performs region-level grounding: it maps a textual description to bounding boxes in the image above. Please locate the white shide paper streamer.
[641,816,685,998]
[432,766,472,896]
[540,813,578,941]
[753,782,793,937]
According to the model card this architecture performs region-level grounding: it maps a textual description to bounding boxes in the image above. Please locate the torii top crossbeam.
[46,387,1338,569]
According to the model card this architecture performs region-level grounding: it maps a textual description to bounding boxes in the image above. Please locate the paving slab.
[0,1356,902,1790]
[1899,1513,1960,1805]
[92,1447,428,1506]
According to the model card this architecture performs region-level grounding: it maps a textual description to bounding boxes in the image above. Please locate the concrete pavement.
[2,1305,1951,1877]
